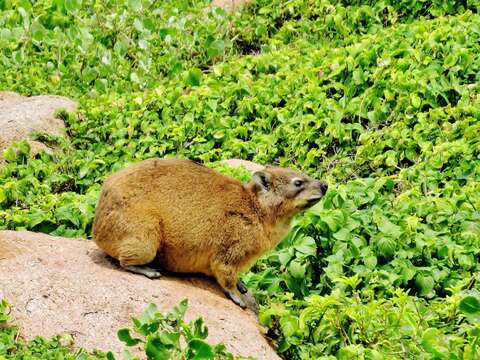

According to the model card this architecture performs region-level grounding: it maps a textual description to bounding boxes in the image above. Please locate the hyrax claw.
[226,291,247,309]
[237,280,248,294]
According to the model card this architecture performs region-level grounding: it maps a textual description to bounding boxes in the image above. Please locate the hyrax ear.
[252,171,271,192]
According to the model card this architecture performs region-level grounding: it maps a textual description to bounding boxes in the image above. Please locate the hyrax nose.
[315,181,328,194]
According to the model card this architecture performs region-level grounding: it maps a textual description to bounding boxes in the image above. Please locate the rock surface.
[0,231,279,359]
[0,91,77,162]
[210,0,249,11]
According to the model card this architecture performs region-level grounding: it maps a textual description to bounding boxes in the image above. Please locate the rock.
[222,159,265,173]
[0,92,77,162]
[0,231,279,359]
[0,91,24,104]
[210,0,249,11]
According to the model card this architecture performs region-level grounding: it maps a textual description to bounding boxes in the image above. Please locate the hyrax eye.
[293,179,304,188]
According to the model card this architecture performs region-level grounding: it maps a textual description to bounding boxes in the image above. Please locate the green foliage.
[1,0,480,359]
[0,0,232,96]
[118,299,250,360]
[0,299,10,323]
[258,288,480,359]
[231,0,479,50]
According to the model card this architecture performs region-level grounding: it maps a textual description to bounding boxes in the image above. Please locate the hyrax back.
[93,158,327,308]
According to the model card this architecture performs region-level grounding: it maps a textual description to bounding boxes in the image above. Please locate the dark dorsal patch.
[225,210,253,226]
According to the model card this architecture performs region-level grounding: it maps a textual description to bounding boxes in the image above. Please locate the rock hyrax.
[93,158,328,308]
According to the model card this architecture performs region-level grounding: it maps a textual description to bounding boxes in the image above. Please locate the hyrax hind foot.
[117,234,160,279]
[121,264,162,279]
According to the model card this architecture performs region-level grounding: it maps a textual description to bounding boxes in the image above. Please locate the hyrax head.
[249,166,328,218]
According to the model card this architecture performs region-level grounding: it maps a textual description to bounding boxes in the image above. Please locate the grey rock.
[0,91,77,162]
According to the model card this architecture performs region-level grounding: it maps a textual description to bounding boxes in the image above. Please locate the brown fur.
[93,158,327,308]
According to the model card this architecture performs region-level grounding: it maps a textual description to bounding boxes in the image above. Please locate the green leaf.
[0,28,12,41]
[158,331,180,346]
[333,228,350,241]
[213,131,224,140]
[421,328,448,358]
[376,237,396,258]
[95,78,108,93]
[3,147,17,163]
[193,317,208,339]
[121,350,136,360]
[128,0,142,11]
[78,165,90,179]
[27,210,49,228]
[31,21,47,42]
[64,0,82,12]
[276,338,291,353]
[169,61,183,77]
[145,303,159,318]
[114,39,129,56]
[117,328,141,346]
[187,339,214,359]
[373,209,402,239]
[145,337,171,360]
[364,255,377,269]
[130,72,140,83]
[321,209,345,232]
[0,188,6,204]
[410,93,422,108]
[284,276,304,296]
[288,260,306,279]
[279,315,299,338]
[207,40,225,58]
[0,300,11,323]
[415,274,435,297]
[170,299,188,320]
[338,345,365,359]
[459,296,480,315]
[278,249,293,266]
[18,141,30,155]
[186,68,202,87]
[294,236,316,256]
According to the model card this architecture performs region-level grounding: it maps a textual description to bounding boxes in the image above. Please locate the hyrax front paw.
[226,290,247,309]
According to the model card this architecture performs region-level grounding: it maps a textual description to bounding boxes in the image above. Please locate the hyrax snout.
[93,158,327,309]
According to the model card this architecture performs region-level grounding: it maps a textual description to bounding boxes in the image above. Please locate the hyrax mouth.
[302,194,324,209]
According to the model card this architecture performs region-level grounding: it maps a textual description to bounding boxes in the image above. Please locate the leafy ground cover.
[117,299,251,360]
[1,0,480,359]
